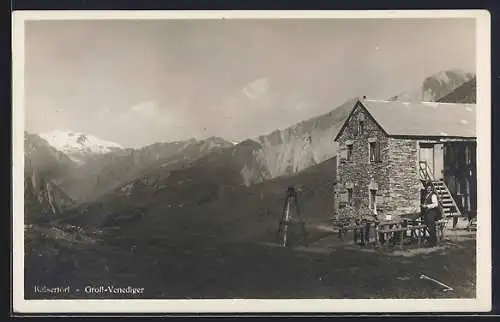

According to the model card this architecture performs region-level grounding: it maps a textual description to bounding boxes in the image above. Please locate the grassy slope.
[58,155,337,245]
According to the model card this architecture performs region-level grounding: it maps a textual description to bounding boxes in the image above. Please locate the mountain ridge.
[56,136,234,202]
[24,132,78,180]
[388,69,474,102]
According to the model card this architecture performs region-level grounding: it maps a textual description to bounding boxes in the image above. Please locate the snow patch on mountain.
[39,130,123,163]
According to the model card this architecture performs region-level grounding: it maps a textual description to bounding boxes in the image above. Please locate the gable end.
[334,100,389,141]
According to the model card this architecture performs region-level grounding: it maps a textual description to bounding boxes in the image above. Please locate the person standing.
[421,183,440,247]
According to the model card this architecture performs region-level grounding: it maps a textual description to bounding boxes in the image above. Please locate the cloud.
[131,100,159,117]
[115,100,176,124]
[242,77,270,99]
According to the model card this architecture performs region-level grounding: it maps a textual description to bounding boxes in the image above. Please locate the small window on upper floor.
[358,119,364,136]
[369,140,381,163]
[352,121,358,137]
[347,143,353,161]
[357,113,365,136]
[347,188,353,206]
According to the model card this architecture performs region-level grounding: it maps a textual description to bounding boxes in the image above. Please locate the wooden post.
[282,199,291,247]
[400,226,404,250]
[417,226,422,247]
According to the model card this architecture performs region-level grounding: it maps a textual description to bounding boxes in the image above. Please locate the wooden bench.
[351,223,375,245]
[330,218,351,241]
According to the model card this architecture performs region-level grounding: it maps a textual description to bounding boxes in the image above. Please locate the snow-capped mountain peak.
[38,130,123,163]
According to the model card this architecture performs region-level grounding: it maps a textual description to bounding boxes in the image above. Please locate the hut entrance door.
[419,143,435,180]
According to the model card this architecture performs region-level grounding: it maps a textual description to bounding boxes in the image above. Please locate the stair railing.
[419,161,434,182]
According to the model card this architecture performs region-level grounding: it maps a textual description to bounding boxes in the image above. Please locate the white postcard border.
[12,9,492,313]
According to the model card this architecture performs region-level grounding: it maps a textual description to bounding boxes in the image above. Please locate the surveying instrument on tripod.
[277,186,308,248]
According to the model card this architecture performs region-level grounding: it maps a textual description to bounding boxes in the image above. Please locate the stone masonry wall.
[335,102,391,215]
[386,138,422,217]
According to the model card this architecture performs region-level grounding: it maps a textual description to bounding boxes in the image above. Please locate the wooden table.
[375,220,406,249]
[403,220,428,247]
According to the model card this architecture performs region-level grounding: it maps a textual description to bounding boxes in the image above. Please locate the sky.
[24,17,476,148]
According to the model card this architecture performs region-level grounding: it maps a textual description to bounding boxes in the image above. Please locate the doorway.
[419,143,435,179]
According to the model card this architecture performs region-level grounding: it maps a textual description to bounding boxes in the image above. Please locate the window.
[354,113,365,137]
[352,121,358,137]
[358,120,365,136]
[347,144,353,161]
[339,191,347,208]
[369,189,377,214]
[369,142,376,162]
[369,140,381,163]
[465,144,474,165]
[347,188,353,206]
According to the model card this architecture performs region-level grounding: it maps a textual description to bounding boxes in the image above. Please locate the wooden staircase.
[431,180,462,219]
[419,161,462,221]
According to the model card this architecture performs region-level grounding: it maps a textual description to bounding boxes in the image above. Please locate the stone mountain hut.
[333,97,477,220]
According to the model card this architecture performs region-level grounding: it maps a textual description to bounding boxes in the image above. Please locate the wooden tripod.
[277,187,308,248]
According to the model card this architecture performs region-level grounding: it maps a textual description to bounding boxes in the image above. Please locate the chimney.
[362,95,367,100]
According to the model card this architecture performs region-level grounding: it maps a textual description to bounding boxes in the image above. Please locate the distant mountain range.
[57,136,235,202]
[25,95,354,205]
